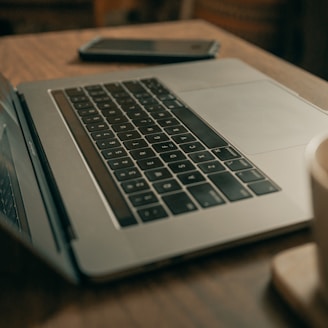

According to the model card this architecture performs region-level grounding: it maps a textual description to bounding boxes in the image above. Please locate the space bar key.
[172,107,228,148]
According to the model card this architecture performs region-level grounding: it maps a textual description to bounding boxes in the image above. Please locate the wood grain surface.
[0,20,324,328]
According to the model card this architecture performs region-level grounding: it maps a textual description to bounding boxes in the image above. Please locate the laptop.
[0,58,326,283]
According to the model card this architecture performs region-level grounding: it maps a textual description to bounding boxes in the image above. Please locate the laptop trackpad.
[179,80,328,155]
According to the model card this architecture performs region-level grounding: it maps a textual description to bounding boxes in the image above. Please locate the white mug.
[306,133,328,302]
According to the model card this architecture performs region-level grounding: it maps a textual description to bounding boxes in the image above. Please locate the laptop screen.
[0,128,30,236]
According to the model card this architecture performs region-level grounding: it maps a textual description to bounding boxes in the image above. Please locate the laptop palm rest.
[179,80,328,155]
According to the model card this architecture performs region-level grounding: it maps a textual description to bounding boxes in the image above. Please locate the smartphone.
[78,37,220,63]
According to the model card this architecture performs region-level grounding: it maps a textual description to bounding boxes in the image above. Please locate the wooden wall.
[0,0,93,35]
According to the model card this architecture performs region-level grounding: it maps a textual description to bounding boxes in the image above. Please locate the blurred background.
[0,0,327,80]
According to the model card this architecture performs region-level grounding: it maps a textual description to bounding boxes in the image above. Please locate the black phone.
[78,37,220,63]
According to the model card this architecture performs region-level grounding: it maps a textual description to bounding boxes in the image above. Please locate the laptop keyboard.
[51,78,279,227]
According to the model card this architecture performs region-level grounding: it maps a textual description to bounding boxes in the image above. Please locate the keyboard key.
[169,160,195,173]
[134,92,152,100]
[98,103,119,111]
[69,95,89,103]
[121,103,142,112]
[141,77,166,90]
[112,91,130,100]
[145,168,172,181]
[96,138,120,150]
[111,90,130,99]
[118,215,138,227]
[165,125,188,135]
[139,97,159,106]
[82,115,103,124]
[101,108,122,117]
[178,171,205,185]
[85,84,104,92]
[153,141,177,153]
[73,101,94,110]
[188,183,225,208]
[88,90,107,98]
[130,148,156,160]
[137,157,163,170]
[115,167,141,181]
[162,192,197,215]
[112,123,134,133]
[163,100,184,109]
[124,139,148,150]
[129,191,158,207]
[189,151,214,163]
[151,111,172,120]
[117,130,141,141]
[86,122,109,132]
[108,157,134,170]
[115,95,134,104]
[92,96,111,104]
[153,179,181,194]
[102,147,127,159]
[236,169,265,183]
[127,110,148,120]
[248,180,279,195]
[180,142,205,153]
[123,80,147,94]
[78,108,98,116]
[104,82,125,94]
[172,133,196,144]
[91,130,114,140]
[160,150,186,163]
[146,133,169,143]
[157,94,175,101]
[225,158,252,171]
[107,115,128,125]
[65,87,85,97]
[213,147,240,161]
[198,161,225,174]
[209,171,252,202]
[139,125,162,135]
[121,178,149,194]
[133,117,154,127]
[138,205,168,222]
[144,104,165,112]
[157,118,180,127]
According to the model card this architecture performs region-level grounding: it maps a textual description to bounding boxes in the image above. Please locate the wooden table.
[0,19,325,327]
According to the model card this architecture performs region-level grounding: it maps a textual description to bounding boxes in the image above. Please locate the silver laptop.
[0,58,325,283]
